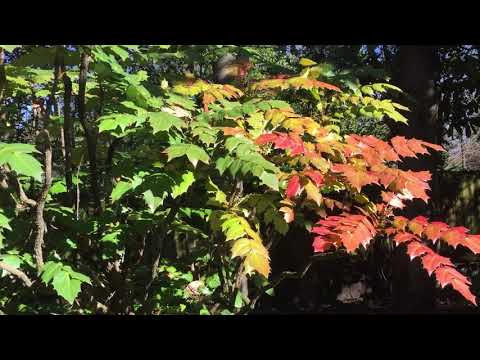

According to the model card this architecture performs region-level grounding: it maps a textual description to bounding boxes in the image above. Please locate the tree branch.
[14,176,37,207]
[144,206,179,299]
[75,155,84,221]
[34,129,52,273]
[49,45,63,117]
[0,48,6,101]
[0,166,37,207]
[78,49,101,215]
[61,47,74,203]
[0,261,33,287]
[104,137,121,200]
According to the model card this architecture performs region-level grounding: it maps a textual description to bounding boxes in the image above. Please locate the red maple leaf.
[390,137,444,159]
[418,140,445,153]
[359,146,382,167]
[434,266,476,305]
[331,164,379,192]
[304,170,324,187]
[360,135,400,162]
[393,216,409,231]
[286,175,302,199]
[347,135,400,165]
[424,222,449,243]
[407,241,433,260]
[441,227,469,248]
[394,217,478,305]
[313,236,335,252]
[312,214,376,253]
[381,191,405,209]
[311,80,341,92]
[256,132,305,156]
[405,138,431,155]
[275,134,298,150]
[450,279,477,305]
[339,222,374,252]
[435,266,471,287]
[311,226,334,236]
[393,232,419,245]
[317,216,344,227]
[411,216,429,224]
[421,253,453,275]
[256,133,278,145]
[407,170,432,182]
[392,171,431,203]
[373,167,398,188]
[408,216,429,236]
[463,235,480,254]
[345,136,378,165]
[391,136,417,158]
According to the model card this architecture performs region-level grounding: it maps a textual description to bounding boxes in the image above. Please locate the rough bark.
[390,46,441,313]
[0,48,6,101]
[34,130,52,273]
[63,69,74,201]
[78,50,101,215]
[104,138,121,200]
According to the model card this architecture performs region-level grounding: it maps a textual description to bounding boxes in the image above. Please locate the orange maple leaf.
[407,241,433,260]
[421,253,453,275]
[331,164,379,192]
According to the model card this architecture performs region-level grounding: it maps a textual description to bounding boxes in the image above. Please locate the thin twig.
[75,155,84,221]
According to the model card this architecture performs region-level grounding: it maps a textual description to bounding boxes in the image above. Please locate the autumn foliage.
[247,74,479,305]
[1,46,478,314]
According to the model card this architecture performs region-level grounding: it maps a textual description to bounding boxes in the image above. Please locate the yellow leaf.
[272,111,285,125]
[224,214,271,278]
[208,88,225,101]
[222,84,244,98]
[283,117,321,136]
[304,180,322,206]
[288,77,307,89]
[299,58,317,67]
[231,238,254,258]
[239,217,262,243]
[245,252,270,278]
[280,198,295,207]
[309,156,330,173]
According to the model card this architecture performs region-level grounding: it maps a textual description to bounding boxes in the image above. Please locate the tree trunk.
[63,70,74,203]
[78,50,101,215]
[0,48,6,101]
[390,46,441,313]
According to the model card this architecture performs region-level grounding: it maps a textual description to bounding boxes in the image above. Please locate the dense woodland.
[0,45,479,315]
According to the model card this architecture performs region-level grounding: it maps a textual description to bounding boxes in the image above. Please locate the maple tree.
[247,59,479,306]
